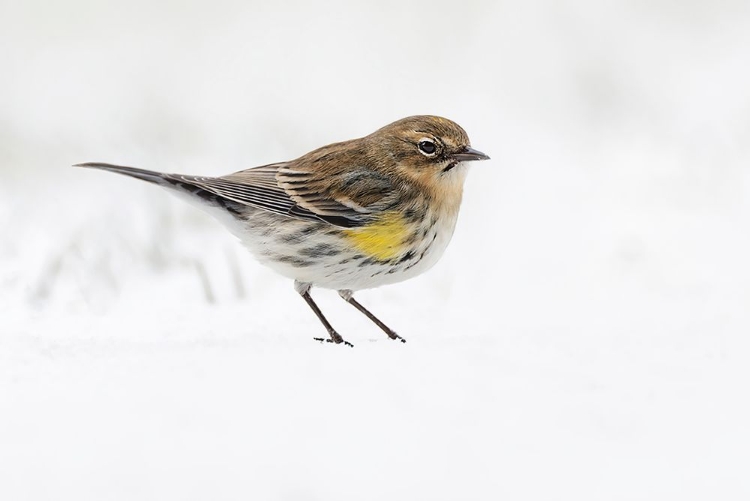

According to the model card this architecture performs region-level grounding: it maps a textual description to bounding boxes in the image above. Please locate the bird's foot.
[314,331,354,347]
[385,330,406,343]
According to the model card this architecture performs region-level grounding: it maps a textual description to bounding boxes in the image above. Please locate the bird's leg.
[294,281,353,347]
[338,290,406,343]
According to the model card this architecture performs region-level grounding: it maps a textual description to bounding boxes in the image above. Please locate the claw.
[386,331,406,343]
[313,336,354,347]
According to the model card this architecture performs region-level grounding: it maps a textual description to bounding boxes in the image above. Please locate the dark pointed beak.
[452,146,490,162]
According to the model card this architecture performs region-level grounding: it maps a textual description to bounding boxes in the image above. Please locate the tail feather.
[73,162,167,185]
[74,162,245,217]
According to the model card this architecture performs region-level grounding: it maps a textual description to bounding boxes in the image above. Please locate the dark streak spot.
[276,255,315,267]
[299,243,341,258]
[216,197,242,216]
[398,251,415,264]
[442,161,458,173]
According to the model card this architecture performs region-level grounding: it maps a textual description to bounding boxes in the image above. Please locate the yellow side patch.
[343,212,411,261]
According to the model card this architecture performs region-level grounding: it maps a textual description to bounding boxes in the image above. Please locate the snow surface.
[1,1,749,499]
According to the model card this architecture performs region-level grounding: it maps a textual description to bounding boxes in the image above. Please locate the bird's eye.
[418,139,437,156]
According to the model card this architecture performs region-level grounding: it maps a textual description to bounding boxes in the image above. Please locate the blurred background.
[1,1,749,499]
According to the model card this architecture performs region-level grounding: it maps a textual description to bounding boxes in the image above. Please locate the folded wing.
[173,162,401,228]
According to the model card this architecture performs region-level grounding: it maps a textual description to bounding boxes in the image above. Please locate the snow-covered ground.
[2,1,749,499]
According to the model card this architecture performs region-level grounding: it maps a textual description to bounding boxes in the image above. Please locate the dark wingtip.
[73,162,115,168]
[71,162,166,184]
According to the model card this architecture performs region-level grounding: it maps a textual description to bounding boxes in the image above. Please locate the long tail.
[74,162,173,185]
[74,162,244,216]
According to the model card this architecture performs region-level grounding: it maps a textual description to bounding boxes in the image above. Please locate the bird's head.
[368,115,489,194]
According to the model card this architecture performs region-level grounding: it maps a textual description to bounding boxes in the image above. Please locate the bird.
[75,115,489,346]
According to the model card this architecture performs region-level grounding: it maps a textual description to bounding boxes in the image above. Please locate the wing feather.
[275,164,400,224]
[164,151,403,228]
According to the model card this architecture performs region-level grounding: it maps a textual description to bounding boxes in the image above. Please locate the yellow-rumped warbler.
[76,116,488,346]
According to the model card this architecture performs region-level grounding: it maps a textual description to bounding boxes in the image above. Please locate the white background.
[1,1,749,499]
